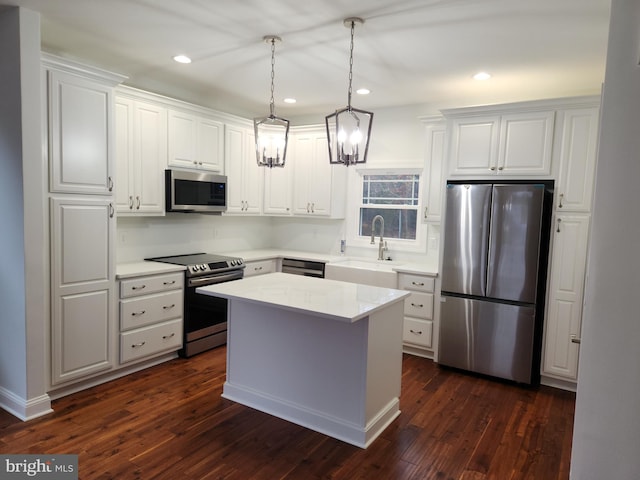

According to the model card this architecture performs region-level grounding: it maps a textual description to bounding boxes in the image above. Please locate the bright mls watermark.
[0,455,77,479]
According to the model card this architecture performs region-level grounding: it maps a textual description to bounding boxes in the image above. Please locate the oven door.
[182,269,243,357]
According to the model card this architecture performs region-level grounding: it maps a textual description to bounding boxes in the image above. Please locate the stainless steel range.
[145,253,245,357]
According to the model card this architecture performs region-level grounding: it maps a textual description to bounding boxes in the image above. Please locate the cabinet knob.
[498,166,504,171]
[490,166,496,171]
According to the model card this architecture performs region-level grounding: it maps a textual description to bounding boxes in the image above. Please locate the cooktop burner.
[145,253,244,277]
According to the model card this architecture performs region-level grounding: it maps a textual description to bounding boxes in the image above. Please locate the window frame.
[346,167,427,253]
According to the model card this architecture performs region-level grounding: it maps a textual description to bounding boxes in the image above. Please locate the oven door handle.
[188,271,243,287]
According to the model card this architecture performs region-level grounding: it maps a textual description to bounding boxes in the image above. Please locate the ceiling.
[2,0,611,121]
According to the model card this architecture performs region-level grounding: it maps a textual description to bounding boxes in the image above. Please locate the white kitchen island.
[197,272,410,448]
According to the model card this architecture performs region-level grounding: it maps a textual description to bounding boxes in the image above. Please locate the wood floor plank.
[0,349,575,479]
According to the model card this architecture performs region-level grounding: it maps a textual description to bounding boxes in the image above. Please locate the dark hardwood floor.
[0,347,575,479]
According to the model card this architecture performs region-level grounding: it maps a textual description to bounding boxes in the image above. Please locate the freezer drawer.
[438,295,536,383]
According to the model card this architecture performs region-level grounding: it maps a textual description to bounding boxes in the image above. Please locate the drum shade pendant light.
[325,18,373,166]
[254,35,290,167]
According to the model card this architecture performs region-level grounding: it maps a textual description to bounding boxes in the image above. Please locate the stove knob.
[231,260,237,266]
[200,264,207,271]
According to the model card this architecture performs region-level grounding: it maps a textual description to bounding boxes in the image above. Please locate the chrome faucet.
[370,215,388,260]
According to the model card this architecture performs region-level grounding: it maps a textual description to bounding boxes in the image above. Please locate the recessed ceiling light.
[473,71,491,81]
[356,88,370,95]
[173,55,192,64]
[284,98,297,104]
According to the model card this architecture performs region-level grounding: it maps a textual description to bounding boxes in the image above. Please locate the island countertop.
[196,272,410,323]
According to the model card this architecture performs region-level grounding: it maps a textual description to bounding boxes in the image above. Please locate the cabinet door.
[498,111,554,175]
[167,109,197,169]
[448,116,500,176]
[263,166,291,215]
[50,196,115,385]
[555,107,599,212]
[542,214,590,381]
[114,97,134,211]
[422,121,445,222]
[291,132,332,215]
[48,70,113,194]
[197,116,224,172]
[224,125,262,214]
[133,101,166,214]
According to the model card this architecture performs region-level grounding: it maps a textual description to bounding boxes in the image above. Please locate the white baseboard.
[0,387,53,421]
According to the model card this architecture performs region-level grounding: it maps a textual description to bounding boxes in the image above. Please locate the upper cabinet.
[114,88,167,215]
[554,107,600,212]
[225,123,263,214]
[168,108,224,172]
[47,66,121,195]
[290,126,347,218]
[445,106,555,177]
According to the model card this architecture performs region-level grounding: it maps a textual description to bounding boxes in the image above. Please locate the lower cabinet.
[119,272,184,364]
[398,273,436,358]
[243,259,278,277]
[542,214,590,386]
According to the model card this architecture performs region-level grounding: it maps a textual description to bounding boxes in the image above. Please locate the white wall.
[570,1,640,478]
[0,7,50,419]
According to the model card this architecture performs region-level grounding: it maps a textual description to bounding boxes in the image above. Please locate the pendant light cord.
[269,37,276,117]
[347,20,355,110]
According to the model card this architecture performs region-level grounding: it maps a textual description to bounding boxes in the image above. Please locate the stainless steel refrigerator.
[439,182,552,384]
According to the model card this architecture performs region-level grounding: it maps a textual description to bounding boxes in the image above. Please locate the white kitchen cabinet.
[554,106,600,212]
[398,272,436,358]
[50,196,116,385]
[263,164,291,215]
[114,93,166,215]
[243,259,278,277]
[47,68,115,195]
[290,126,347,218]
[225,123,263,214]
[446,107,555,177]
[542,214,590,384]
[119,272,183,364]
[168,108,224,172]
[421,117,446,223]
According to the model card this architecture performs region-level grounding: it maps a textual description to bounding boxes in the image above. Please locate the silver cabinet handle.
[108,176,114,191]
[162,333,176,340]
[559,193,564,208]
[412,281,425,287]
[424,206,428,219]
[131,285,146,290]
[163,280,176,286]
[411,303,424,308]
[556,218,562,233]
[131,310,146,316]
[254,266,263,271]
[131,342,146,348]
[136,195,140,210]
[162,304,176,310]
[490,166,496,171]
[109,203,115,218]
[409,329,423,335]
[498,166,504,171]
[311,202,315,213]
[129,195,134,209]
[571,335,581,344]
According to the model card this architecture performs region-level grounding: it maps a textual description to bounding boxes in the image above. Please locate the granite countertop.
[196,272,410,323]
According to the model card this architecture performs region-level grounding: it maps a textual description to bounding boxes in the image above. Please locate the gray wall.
[571,0,640,478]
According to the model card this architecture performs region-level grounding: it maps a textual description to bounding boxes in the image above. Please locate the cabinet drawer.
[404,292,434,319]
[120,290,183,330]
[120,319,183,364]
[398,273,435,293]
[120,272,183,298]
[244,259,277,277]
[403,318,433,349]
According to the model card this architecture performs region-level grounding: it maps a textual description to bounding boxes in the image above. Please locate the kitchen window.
[359,173,420,241]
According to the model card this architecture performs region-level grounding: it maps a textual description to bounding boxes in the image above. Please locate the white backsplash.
[116,214,274,262]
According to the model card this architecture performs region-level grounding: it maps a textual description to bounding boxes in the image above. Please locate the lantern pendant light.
[325,17,373,166]
[254,35,290,168]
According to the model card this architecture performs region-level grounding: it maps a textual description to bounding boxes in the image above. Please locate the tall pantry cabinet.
[43,54,126,388]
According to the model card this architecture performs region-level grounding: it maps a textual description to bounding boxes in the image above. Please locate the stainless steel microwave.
[165,169,227,214]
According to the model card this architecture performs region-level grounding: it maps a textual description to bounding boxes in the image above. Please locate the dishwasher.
[281,258,325,278]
